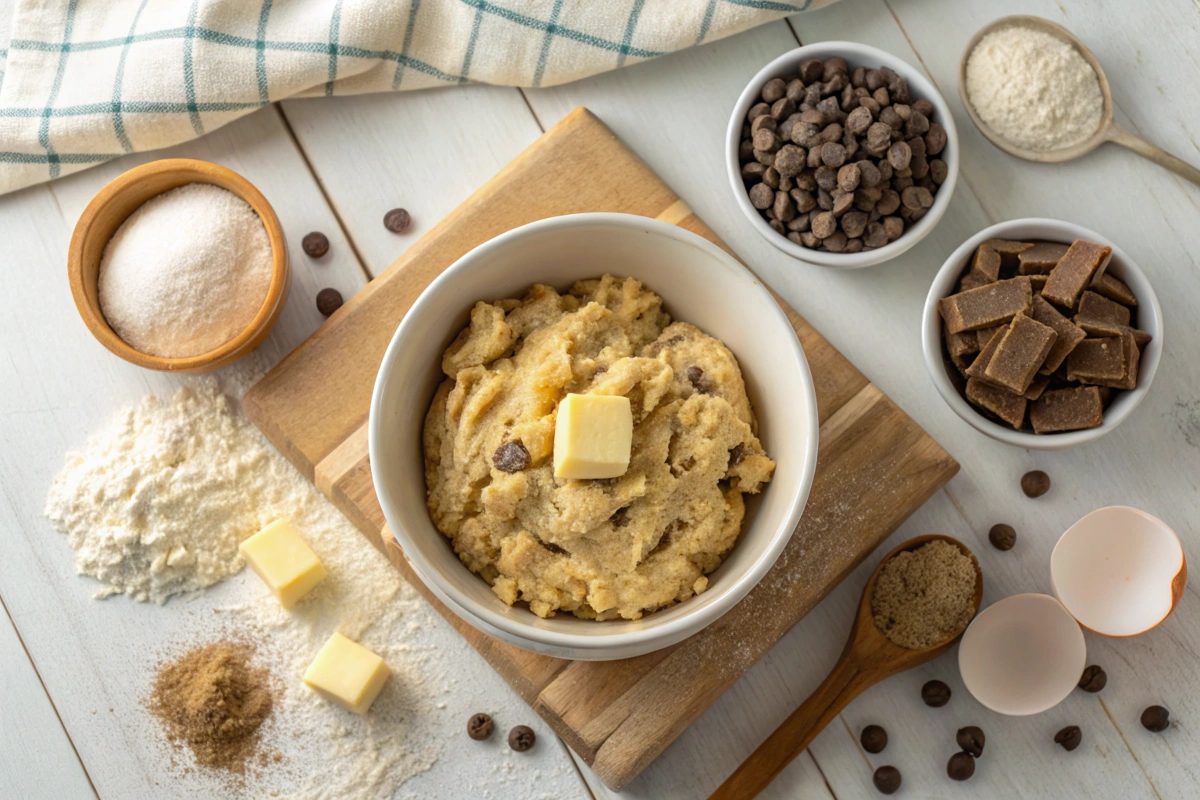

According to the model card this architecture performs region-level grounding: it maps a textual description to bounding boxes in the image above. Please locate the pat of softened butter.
[238,519,327,609]
[303,632,390,715]
[553,393,633,480]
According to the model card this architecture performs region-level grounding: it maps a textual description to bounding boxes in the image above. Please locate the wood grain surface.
[243,107,959,790]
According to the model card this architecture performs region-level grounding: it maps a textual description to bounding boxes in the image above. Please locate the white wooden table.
[3,0,1199,797]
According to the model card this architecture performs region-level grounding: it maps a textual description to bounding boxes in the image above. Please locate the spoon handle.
[709,654,867,800]
[1107,123,1200,187]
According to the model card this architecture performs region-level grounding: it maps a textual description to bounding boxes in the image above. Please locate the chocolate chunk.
[1024,375,1051,401]
[1075,291,1132,337]
[922,679,951,707]
[302,231,330,258]
[983,313,1057,394]
[1042,239,1112,309]
[1078,665,1107,693]
[966,377,1027,429]
[728,443,747,467]
[1021,470,1051,497]
[316,287,344,317]
[1141,705,1170,732]
[1018,242,1068,275]
[989,523,1016,551]
[861,724,888,754]
[970,244,1002,283]
[947,752,976,781]
[508,725,536,751]
[1055,725,1082,751]
[957,726,986,758]
[945,321,981,358]
[873,765,901,794]
[1030,387,1105,434]
[383,207,411,233]
[1093,272,1138,306]
[492,441,531,473]
[1067,336,1126,385]
[1031,295,1087,374]
[939,277,1033,334]
[467,713,494,740]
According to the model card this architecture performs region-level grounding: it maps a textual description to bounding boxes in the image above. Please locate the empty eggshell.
[1051,506,1186,637]
[958,593,1085,716]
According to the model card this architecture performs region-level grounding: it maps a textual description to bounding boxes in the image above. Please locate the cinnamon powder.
[149,640,276,774]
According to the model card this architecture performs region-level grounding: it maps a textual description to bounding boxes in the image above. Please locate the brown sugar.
[149,640,276,775]
[871,540,978,650]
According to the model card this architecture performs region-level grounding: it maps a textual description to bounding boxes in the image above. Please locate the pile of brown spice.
[148,640,276,775]
[871,539,978,649]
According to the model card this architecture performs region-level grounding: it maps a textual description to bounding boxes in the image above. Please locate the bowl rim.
[725,40,960,270]
[921,217,1163,449]
[958,592,1086,716]
[67,157,289,373]
[368,212,820,653]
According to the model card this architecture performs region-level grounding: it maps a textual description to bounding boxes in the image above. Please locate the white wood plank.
[279,85,544,277]
[0,104,587,798]
[0,600,95,800]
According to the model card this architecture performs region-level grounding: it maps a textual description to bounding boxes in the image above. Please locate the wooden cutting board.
[243,107,958,791]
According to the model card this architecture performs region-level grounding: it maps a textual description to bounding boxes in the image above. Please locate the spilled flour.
[47,361,440,796]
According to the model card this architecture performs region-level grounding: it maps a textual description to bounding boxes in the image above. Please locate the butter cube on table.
[238,519,327,609]
[553,393,633,480]
[303,632,390,715]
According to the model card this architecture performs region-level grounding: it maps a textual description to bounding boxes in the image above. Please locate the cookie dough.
[423,275,775,620]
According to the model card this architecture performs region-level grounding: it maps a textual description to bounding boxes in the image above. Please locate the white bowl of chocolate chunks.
[727,41,959,269]
[923,218,1162,450]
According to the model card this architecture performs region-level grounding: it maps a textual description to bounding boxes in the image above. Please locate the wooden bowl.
[67,158,289,373]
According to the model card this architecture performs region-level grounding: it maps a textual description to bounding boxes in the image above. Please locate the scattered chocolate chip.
[540,539,567,555]
[861,724,888,754]
[611,507,631,528]
[1021,470,1051,498]
[947,752,976,781]
[922,679,951,707]
[508,725,536,752]
[383,207,411,233]
[988,523,1017,551]
[873,765,901,794]
[728,443,747,467]
[1054,725,1082,751]
[686,365,713,394]
[316,287,343,317]
[1078,665,1107,693]
[957,726,985,758]
[1141,705,1170,732]
[302,231,329,258]
[467,713,494,740]
[492,441,531,473]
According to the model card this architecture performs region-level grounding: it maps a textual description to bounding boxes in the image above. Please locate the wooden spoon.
[958,15,1200,186]
[709,534,983,800]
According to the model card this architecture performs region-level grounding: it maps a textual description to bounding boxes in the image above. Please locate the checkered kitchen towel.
[0,0,836,195]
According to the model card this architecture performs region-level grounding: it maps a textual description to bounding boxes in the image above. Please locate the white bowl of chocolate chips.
[923,218,1162,450]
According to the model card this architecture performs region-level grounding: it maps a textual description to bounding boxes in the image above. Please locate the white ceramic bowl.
[726,41,959,269]
[923,218,1163,449]
[958,593,1086,716]
[369,213,820,660]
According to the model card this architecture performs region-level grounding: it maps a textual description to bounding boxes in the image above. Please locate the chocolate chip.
[508,725,536,752]
[957,726,985,758]
[728,443,747,467]
[1141,705,1170,732]
[861,724,888,754]
[492,441,531,473]
[1078,665,1107,693]
[611,507,631,528]
[873,765,901,794]
[383,207,411,233]
[1054,725,1082,751]
[749,183,775,210]
[302,231,329,258]
[989,523,1016,551]
[686,365,713,394]
[922,679,951,707]
[316,288,343,317]
[947,751,975,781]
[761,77,787,104]
[467,713,494,740]
[1021,470,1051,498]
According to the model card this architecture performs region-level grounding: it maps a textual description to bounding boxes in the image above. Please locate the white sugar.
[965,24,1103,152]
[98,183,273,358]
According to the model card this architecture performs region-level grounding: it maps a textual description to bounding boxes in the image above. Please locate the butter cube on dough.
[304,632,390,715]
[238,520,327,609]
[553,393,633,480]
